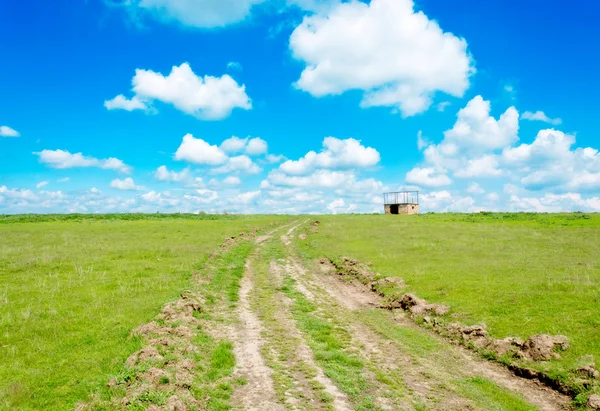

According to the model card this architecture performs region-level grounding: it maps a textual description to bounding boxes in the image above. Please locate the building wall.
[384,204,419,215]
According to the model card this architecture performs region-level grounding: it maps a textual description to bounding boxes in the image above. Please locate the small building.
[383,191,419,215]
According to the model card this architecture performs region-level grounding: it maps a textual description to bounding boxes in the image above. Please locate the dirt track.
[86,220,572,410]
[229,220,571,410]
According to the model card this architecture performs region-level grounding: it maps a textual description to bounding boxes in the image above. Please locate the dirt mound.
[298,233,308,240]
[309,220,320,233]
[521,334,569,361]
[588,394,600,409]
[369,277,405,295]
[334,256,377,283]
[83,290,206,410]
[385,293,450,316]
[578,364,600,380]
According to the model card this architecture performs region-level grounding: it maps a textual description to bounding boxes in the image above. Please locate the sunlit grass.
[0,215,286,410]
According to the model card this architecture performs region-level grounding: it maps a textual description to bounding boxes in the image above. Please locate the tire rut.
[230,259,284,411]
[311,255,571,411]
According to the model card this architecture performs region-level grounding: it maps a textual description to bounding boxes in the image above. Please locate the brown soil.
[230,260,283,410]
[311,258,570,411]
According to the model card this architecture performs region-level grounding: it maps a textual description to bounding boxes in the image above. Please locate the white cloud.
[521,110,562,125]
[132,63,251,120]
[220,136,267,156]
[405,167,451,187]
[234,190,261,204]
[35,149,131,173]
[104,94,147,111]
[220,136,248,153]
[0,185,37,201]
[108,63,251,120]
[327,198,346,214]
[436,101,451,112]
[502,129,600,192]
[487,192,500,201]
[280,137,380,175]
[246,137,268,155]
[57,177,70,183]
[227,61,243,71]
[265,154,285,164]
[454,155,502,178]
[36,181,48,189]
[212,155,261,174]
[110,178,142,191]
[267,169,350,189]
[126,0,267,29]
[155,165,190,182]
[441,95,519,152]
[466,182,485,194]
[289,0,474,116]
[0,125,20,137]
[223,176,241,185]
[175,133,228,165]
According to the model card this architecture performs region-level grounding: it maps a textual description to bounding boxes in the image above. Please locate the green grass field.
[300,213,600,381]
[0,214,289,410]
[2,213,599,410]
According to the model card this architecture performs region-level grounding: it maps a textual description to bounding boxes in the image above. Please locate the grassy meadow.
[0,214,289,410]
[300,213,600,379]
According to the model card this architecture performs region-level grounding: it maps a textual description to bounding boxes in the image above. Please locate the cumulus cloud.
[280,137,380,175]
[108,63,251,120]
[502,129,600,192]
[454,155,502,178]
[35,149,131,173]
[121,0,267,29]
[405,167,452,187]
[175,134,228,165]
[220,136,249,153]
[111,178,143,191]
[466,182,485,194]
[104,95,147,111]
[246,137,268,155]
[220,136,268,156]
[521,110,562,125]
[223,176,241,185]
[440,95,519,153]
[212,155,261,174]
[408,96,519,182]
[155,165,190,182]
[0,125,20,137]
[234,190,261,204]
[289,0,474,116]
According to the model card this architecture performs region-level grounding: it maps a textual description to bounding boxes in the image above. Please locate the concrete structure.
[384,191,419,215]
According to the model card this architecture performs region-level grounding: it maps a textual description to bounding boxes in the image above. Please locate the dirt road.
[228,220,571,411]
[87,220,571,410]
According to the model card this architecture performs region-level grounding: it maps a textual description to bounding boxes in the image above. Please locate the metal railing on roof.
[383,191,419,205]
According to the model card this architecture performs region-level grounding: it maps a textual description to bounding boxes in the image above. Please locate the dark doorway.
[390,204,399,214]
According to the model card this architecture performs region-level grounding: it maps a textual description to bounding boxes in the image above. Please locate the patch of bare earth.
[313,258,570,411]
[267,261,352,411]
[76,291,207,410]
[230,260,283,411]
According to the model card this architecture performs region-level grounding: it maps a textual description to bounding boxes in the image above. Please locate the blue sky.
[1,0,600,214]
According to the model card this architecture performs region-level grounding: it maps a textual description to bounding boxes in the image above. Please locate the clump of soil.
[322,254,600,401]
[520,334,569,361]
[309,220,320,233]
[298,233,308,240]
[588,394,600,409]
[81,290,207,410]
[385,293,450,316]
[209,228,259,258]
[333,256,377,283]
[578,363,600,380]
